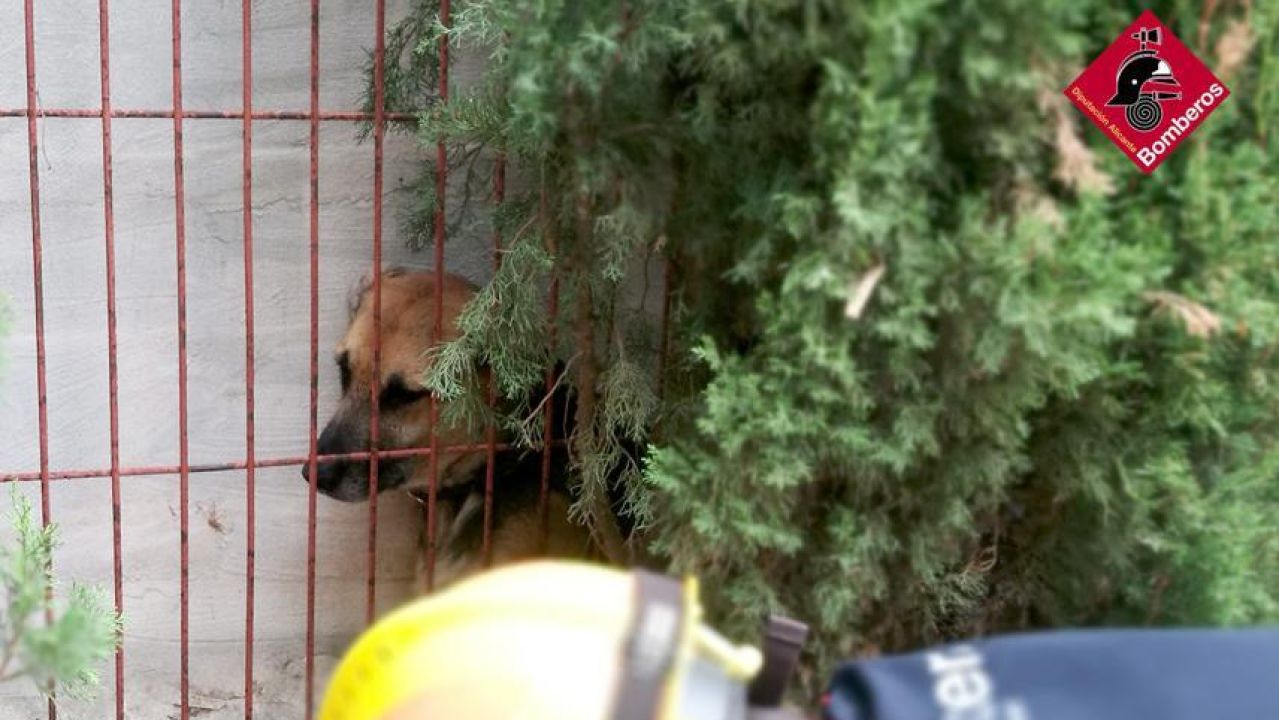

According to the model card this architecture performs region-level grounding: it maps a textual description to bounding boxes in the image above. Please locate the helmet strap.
[611,571,686,720]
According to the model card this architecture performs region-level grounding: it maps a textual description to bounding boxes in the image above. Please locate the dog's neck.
[406,452,490,588]
[404,450,488,508]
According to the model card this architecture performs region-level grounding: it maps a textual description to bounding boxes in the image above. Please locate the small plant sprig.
[0,488,122,699]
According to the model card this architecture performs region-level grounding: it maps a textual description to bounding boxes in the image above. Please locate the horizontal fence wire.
[0,108,415,121]
[1,443,529,482]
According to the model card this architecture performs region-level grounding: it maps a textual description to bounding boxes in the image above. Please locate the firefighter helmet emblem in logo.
[1106,26,1180,132]
[1065,10,1229,173]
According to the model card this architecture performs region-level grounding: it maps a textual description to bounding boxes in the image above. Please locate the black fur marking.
[380,374,429,409]
[337,351,352,393]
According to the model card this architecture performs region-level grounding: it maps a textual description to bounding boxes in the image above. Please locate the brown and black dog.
[305,268,591,588]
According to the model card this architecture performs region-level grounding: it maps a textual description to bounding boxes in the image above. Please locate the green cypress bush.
[375,0,1279,689]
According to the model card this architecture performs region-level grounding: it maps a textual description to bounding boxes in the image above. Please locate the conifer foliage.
[375,0,1279,686]
[0,490,122,699]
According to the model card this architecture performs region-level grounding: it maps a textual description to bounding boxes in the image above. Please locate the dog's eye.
[337,352,352,393]
[380,375,428,409]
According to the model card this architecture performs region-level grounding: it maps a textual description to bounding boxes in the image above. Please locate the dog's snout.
[300,454,344,491]
[304,413,368,499]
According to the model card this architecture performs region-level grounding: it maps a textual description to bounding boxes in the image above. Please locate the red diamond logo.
[1064,10,1229,174]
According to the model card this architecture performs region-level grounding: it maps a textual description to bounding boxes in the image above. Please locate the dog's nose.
[303,457,345,490]
[312,413,373,496]
[301,459,326,486]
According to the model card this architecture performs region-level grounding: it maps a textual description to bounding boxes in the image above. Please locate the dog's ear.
[347,272,373,320]
[347,267,412,320]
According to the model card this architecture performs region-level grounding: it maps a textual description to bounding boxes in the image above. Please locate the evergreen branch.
[519,353,578,432]
[0,489,122,699]
[571,186,628,565]
[0,629,21,680]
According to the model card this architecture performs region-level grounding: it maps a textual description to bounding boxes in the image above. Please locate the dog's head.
[307,268,480,501]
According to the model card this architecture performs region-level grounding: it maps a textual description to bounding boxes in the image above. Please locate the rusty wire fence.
[0,1,555,718]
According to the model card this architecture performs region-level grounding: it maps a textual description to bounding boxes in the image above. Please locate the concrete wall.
[0,1,494,717]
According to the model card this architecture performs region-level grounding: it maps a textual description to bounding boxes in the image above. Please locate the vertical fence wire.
[21,2,55,718]
[304,1,322,717]
[366,0,387,625]
[20,1,48,534]
[94,2,128,717]
[240,1,257,716]
[658,258,673,405]
[539,187,558,550]
[170,0,191,717]
[423,0,451,593]
[482,152,505,567]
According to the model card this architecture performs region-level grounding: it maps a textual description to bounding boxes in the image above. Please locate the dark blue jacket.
[823,629,1279,719]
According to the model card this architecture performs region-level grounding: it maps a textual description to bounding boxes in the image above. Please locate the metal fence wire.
[0,1,550,719]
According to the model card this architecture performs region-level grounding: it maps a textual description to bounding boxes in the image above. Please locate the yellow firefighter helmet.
[320,561,804,720]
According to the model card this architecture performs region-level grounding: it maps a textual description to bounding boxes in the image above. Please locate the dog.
[306,268,592,589]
